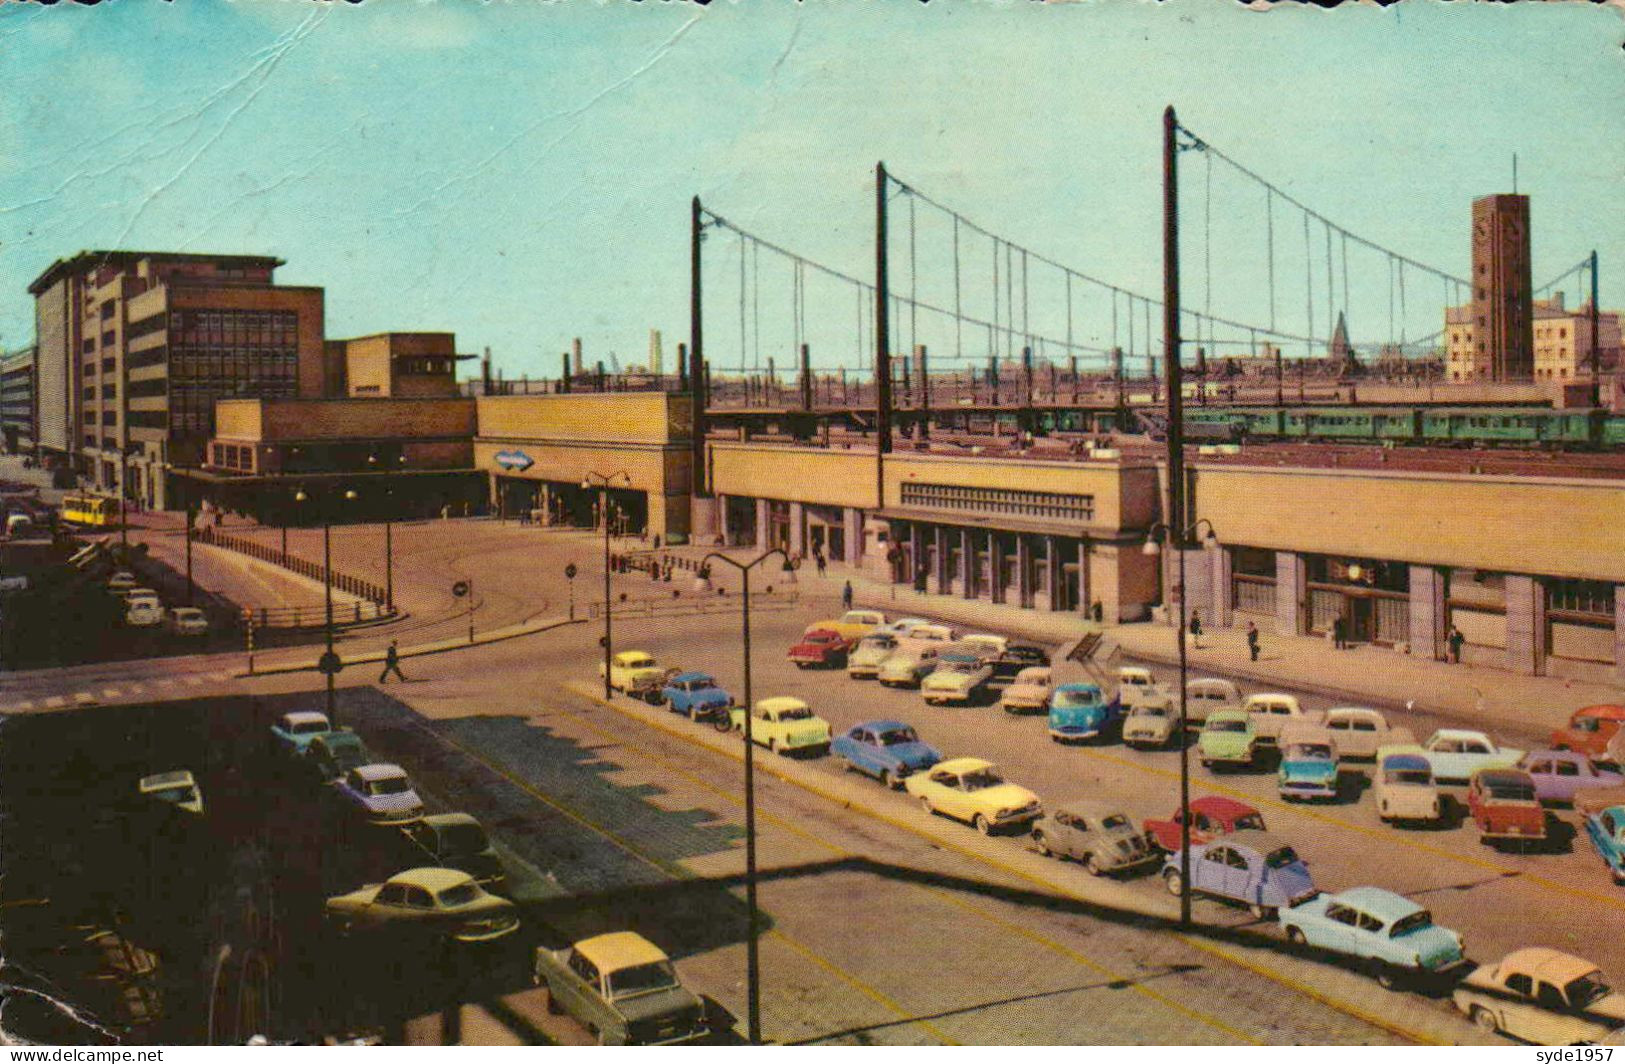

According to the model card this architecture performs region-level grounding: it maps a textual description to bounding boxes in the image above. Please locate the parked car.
[1123,701,1178,749]
[626,667,680,705]
[1517,750,1624,806]
[125,594,163,628]
[1143,796,1266,854]
[119,586,160,603]
[1180,678,1243,729]
[960,633,1009,658]
[270,710,334,756]
[1453,948,1625,1045]
[877,643,941,688]
[165,606,209,637]
[660,672,732,720]
[847,633,900,679]
[306,730,371,783]
[1199,708,1258,770]
[908,623,956,644]
[1047,683,1121,743]
[1032,801,1159,876]
[905,757,1042,835]
[1467,768,1547,848]
[1374,749,1443,825]
[400,813,505,891]
[138,770,204,815]
[1162,830,1318,919]
[877,617,932,638]
[106,570,138,592]
[999,666,1052,715]
[1418,729,1525,788]
[725,697,831,755]
[334,764,426,825]
[1277,730,1340,802]
[1279,886,1466,989]
[325,867,519,943]
[1580,796,1625,885]
[806,609,886,643]
[920,650,995,705]
[831,719,941,788]
[531,932,708,1045]
[990,643,1049,680]
[1242,692,1317,748]
[1116,666,1170,710]
[1322,707,1402,761]
[789,628,850,669]
[600,651,667,693]
[1550,704,1625,763]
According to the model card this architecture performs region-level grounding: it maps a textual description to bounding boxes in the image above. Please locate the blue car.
[333,763,425,824]
[831,720,942,789]
[1047,683,1122,744]
[661,672,732,720]
[270,710,334,756]
[1161,830,1318,920]
[1278,738,1340,802]
[1583,803,1625,885]
[1279,886,1467,989]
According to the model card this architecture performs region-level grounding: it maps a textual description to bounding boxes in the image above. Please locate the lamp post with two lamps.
[581,471,630,699]
[695,546,795,1046]
[1142,517,1219,929]
[296,486,358,724]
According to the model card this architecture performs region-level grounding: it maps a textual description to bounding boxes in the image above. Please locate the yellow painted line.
[410,718,952,1046]
[1071,745,1625,913]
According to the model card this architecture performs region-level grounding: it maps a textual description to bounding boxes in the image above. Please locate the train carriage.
[59,494,114,528]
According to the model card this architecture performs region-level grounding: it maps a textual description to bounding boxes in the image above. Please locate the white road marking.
[44,696,66,708]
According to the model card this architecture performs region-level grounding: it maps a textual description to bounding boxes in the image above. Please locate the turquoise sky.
[2,1,1620,377]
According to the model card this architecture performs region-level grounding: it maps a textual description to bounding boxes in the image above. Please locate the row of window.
[169,309,299,347]
[210,443,254,471]
[127,377,168,398]
[169,379,295,434]
[169,347,298,382]
[899,481,1095,522]
[128,410,167,429]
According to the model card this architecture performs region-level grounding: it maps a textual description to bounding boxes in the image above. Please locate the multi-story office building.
[28,251,327,508]
[1447,293,1620,385]
[1,345,37,455]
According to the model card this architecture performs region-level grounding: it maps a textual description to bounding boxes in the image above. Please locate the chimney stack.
[571,337,583,377]
[482,346,492,393]
[650,329,663,377]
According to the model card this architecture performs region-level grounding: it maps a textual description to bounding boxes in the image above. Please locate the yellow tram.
[59,493,115,528]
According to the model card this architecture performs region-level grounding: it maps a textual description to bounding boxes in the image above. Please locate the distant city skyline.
[2,1,1621,377]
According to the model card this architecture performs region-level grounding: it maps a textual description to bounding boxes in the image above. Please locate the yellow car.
[806,610,886,644]
[725,697,832,755]
[600,650,668,692]
[905,757,1042,834]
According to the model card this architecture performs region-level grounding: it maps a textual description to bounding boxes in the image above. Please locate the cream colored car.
[1243,692,1317,747]
[725,697,832,755]
[999,666,1052,715]
[877,642,941,688]
[1454,948,1625,1044]
[905,757,1042,835]
[1374,743,1441,825]
[1180,678,1242,729]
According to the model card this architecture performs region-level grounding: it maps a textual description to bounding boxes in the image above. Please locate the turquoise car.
[1280,886,1467,989]
[1582,803,1625,886]
[1047,683,1121,744]
[1278,739,1340,802]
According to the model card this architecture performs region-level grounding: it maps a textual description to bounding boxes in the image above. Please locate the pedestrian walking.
[1091,600,1103,624]
[1332,615,1346,650]
[379,640,407,684]
[1189,610,1203,648]
[1447,625,1465,664]
[842,580,853,611]
[1247,621,1260,662]
[814,549,826,578]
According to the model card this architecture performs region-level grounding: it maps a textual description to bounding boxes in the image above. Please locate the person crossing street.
[379,639,408,684]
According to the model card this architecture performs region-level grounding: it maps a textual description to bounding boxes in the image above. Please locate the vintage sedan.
[306,730,371,783]
[907,623,957,644]
[1280,886,1466,989]
[270,711,334,756]
[400,813,506,891]
[725,697,832,755]
[138,770,204,815]
[1277,729,1340,802]
[1047,683,1121,743]
[1162,830,1318,920]
[1551,704,1625,763]
[877,617,932,638]
[325,867,520,943]
[1143,796,1266,854]
[920,651,995,706]
[600,651,668,693]
[788,628,850,669]
[1374,750,1443,825]
[831,719,941,788]
[905,757,1042,835]
[806,609,887,643]
[1032,801,1158,876]
[1243,692,1317,747]
[1323,707,1400,761]
[532,932,708,1045]
[1468,768,1547,847]
[1180,678,1243,729]
[1199,708,1258,770]
[990,643,1050,680]
[1123,701,1178,749]
[999,666,1053,715]
[661,672,732,720]
[1419,729,1526,788]
[877,643,941,688]
[1116,666,1169,710]
[1518,750,1624,806]
[166,606,209,637]
[334,764,426,825]
[1581,799,1625,885]
[1453,948,1625,1045]
[846,633,900,679]
[961,633,1009,658]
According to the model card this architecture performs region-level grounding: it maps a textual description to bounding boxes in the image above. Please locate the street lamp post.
[297,487,358,724]
[368,452,406,612]
[698,546,794,1047]
[185,503,195,606]
[582,471,630,699]
[1143,518,1218,929]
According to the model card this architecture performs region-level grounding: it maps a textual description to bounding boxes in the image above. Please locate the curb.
[237,615,583,678]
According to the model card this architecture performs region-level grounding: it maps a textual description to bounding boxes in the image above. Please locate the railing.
[239,600,396,631]
[588,589,799,620]
[196,527,391,605]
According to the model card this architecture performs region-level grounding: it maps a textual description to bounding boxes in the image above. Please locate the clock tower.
[1471,193,1534,381]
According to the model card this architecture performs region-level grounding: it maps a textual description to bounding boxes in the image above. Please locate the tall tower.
[1471,194,1534,381]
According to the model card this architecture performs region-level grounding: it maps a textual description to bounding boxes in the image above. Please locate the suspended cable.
[752,240,760,372]
[1303,212,1315,356]
[1065,272,1073,355]
[738,231,747,371]
[1324,219,1335,345]
[908,194,918,356]
[1398,259,1408,347]
[1340,231,1350,327]
[1204,148,1213,323]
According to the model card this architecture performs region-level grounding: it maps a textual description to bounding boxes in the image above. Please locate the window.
[403,886,434,909]
[1356,912,1384,933]
[1325,904,1359,927]
[567,952,599,985]
[378,883,409,906]
[1505,973,1533,997]
[899,481,1094,522]
[1536,982,1566,1010]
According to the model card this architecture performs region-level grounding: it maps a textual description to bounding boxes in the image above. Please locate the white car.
[125,595,163,628]
[106,570,138,592]
[847,633,900,679]
[999,666,1052,715]
[138,770,204,815]
[921,651,995,706]
[961,633,1009,658]
[877,643,940,688]
[1180,678,1242,729]
[1323,707,1400,760]
[909,623,957,644]
[166,606,209,637]
[1453,949,1625,1045]
[1242,692,1318,747]
[1374,746,1442,825]
[1123,701,1178,749]
[878,617,932,638]
[1117,666,1171,710]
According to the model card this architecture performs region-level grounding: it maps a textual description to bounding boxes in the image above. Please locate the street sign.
[317,650,344,676]
[564,564,577,580]
[452,580,470,598]
[494,449,535,472]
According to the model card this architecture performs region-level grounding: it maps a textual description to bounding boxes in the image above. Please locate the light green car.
[1199,708,1258,770]
[726,697,832,755]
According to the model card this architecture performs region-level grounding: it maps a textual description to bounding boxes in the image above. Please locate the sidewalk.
[240,612,583,677]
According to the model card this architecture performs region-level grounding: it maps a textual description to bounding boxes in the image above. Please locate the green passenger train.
[1182,406,1625,449]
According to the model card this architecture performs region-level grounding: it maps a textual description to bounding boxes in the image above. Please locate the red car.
[789,628,851,669]
[1550,705,1625,762]
[1467,768,1547,847]
[1142,796,1266,854]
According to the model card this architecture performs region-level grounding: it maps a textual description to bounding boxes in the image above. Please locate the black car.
[400,813,507,892]
[992,644,1051,679]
